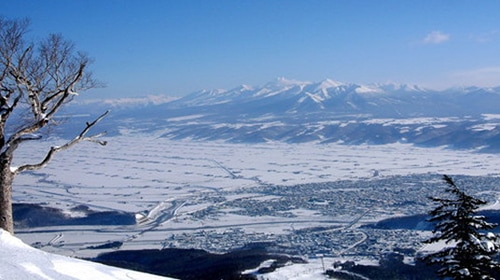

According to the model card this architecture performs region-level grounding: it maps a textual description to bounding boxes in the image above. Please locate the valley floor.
[11,136,500,277]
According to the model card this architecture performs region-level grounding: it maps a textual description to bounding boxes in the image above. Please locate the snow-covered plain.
[10,135,500,278]
[0,229,174,280]
[13,135,500,194]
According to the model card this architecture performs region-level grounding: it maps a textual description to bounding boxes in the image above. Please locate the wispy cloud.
[422,67,500,89]
[449,67,500,87]
[470,30,498,43]
[422,31,450,44]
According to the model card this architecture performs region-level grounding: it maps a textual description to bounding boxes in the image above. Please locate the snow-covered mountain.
[63,78,500,151]
[0,229,175,280]
[163,78,500,117]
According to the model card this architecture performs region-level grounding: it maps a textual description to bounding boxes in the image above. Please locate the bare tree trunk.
[0,157,14,234]
[0,18,107,234]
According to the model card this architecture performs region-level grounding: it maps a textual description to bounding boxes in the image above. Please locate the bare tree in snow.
[0,18,108,234]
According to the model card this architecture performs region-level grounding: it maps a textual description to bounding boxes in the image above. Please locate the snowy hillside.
[0,229,175,280]
[58,78,500,150]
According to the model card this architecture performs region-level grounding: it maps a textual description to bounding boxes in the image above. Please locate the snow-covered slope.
[0,229,175,280]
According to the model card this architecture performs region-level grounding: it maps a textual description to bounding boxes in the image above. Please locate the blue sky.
[3,0,500,98]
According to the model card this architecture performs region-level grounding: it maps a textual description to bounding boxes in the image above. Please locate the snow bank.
[0,229,175,280]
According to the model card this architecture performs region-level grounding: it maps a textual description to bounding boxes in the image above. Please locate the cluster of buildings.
[159,174,500,260]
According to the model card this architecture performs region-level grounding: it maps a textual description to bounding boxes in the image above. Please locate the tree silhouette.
[423,175,499,279]
[0,18,107,234]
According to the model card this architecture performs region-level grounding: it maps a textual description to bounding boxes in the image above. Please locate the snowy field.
[13,135,500,200]
[10,135,500,278]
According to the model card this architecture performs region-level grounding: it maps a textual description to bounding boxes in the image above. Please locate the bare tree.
[0,18,108,234]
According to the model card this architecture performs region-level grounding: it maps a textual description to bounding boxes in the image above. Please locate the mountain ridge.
[155,78,500,117]
[62,78,500,151]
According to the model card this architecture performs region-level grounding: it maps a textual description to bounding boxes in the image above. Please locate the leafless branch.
[0,23,103,158]
[0,17,106,234]
[14,110,109,175]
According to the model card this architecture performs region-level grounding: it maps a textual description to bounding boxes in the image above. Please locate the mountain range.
[64,78,500,151]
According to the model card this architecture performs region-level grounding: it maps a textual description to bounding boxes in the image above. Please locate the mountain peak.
[230,84,254,92]
[266,77,310,89]
[317,78,345,89]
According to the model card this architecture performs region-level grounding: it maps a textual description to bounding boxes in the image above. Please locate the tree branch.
[42,63,85,119]
[14,110,109,175]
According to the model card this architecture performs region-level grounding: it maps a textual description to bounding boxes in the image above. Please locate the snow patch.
[0,229,175,280]
[355,85,384,94]
[483,114,500,120]
[469,123,498,131]
[166,114,205,122]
